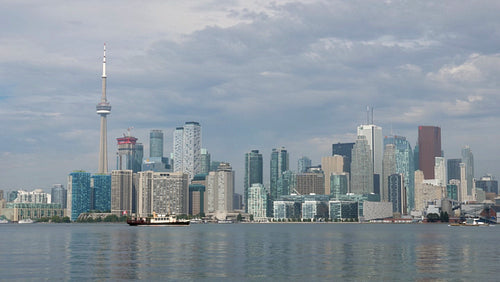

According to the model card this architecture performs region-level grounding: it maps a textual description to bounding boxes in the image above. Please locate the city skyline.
[1,1,500,190]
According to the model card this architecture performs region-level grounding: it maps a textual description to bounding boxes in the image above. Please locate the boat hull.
[127,220,190,226]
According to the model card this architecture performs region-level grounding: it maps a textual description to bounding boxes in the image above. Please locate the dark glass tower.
[418,126,441,179]
[92,174,111,212]
[447,158,461,183]
[244,150,263,212]
[270,147,289,200]
[332,142,354,174]
[149,130,164,158]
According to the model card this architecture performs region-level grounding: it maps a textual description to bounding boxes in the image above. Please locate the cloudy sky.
[1,0,500,193]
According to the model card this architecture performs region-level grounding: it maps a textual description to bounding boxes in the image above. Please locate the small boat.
[18,218,34,224]
[127,212,189,226]
[449,218,489,227]
[217,219,234,224]
[0,219,9,224]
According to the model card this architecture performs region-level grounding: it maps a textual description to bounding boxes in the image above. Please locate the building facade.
[418,126,441,179]
[248,183,268,220]
[92,174,111,212]
[206,163,235,217]
[149,129,164,158]
[350,136,374,194]
[111,170,133,216]
[321,155,344,195]
[173,122,202,180]
[244,150,263,212]
[270,147,289,200]
[296,172,325,195]
[332,142,355,175]
[68,171,91,221]
[51,184,67,209]
[357,124,383,191]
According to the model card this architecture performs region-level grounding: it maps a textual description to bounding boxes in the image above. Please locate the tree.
[236,213,242,222]
[62,216,71,223]
[249,214,254,221]
[427,213,440,222]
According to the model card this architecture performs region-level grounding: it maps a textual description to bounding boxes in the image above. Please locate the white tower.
[97,44,111,174]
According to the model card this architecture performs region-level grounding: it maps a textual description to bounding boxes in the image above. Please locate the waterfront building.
[461,146,474,196]
[248,183,268,220]
[362,201,393,221]
[302,201,328,220]
[357,124,383,192]
[332,142,354,175]
[111,170,133,216]
[321,155,344,195]
[14,189,50,204]
[68,171,91,221]
[336,193,380,218]
[298,156,312,173]
[173,121,202,180]
[351,136,374,194]
[149,130,163,158]
[475,175,498,194]
[152,172,189,215]
[388,174,406,215]
[3,203,64,222]
[382,144,396,202]
[51,184,67,209]
[296,172,324,195]
[330,173,349,199]
[206,163,234,218]
[92,174,111,212]
[273,201,299,219]
[96,44,111,174]
[244,150,263,212]
[136,171,154,217]
[384,135,415,212]
[270,147,289,200]
[447,158,461,183]
[200,148,211,174]
[189,174,207,215]
[277,170,296,197]
[329,201,358,221]
[418,126,441,179]
[414,170,444,214]
[434,157,446,186]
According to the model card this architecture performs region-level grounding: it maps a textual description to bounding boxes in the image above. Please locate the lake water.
[0,223,498,280]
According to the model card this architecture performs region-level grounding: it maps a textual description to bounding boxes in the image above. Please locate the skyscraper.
[461,146,474,196]
[434,157,446,186]
[206,163,235,218]
[149,130,164,158]
[51,184,67,209]
[116,133,142,173]
[152,172,189,215]
[68,171,91,221]
[97,44,111,174]
[92,174,111,212]
[447,158,461,183]
[173,122,202,180]
[357,124,383,191]
[384,135,414,212]
[200,148,211,174]
[298,156,312,173]
[418,126,441,179]
[244,150,263,212]
[350,136,373,194]
[321,155,344,195]
[270,147,289,200]
[382,144,396,202]
[388,174,406,215]
[111,170,133,216]
[332,142,355,175]
[248,183,268,220]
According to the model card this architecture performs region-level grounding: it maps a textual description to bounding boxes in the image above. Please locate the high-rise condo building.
[350,136,374,194]
[418,126,441,179]
[189,174,207,215]
[296,172,325,195]
[200,148,211,174]
[149,130,164,158]
[330,173,349,199]
[388,173,406,215]
[96,44,111,174]
[152,172,189,215]
[461,146,474,196]
[51,184,67,209]
[244,150,263,212]
[357,124,383,192]
[111,170,133,216]
[91,174,111,212]
[270,147,289,200]
[248,183,268,220]
[447,158,461,183]
[173,122,202,180]
[384,135,414,212]
[67,171,91,221]
[207,163,235,218]
[298,156,312,173]
[332,142,355,175]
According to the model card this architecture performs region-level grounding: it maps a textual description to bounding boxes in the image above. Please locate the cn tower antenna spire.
[97,43,111,174]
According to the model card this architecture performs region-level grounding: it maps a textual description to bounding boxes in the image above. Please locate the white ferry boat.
[18,219,34,224]
[127,212,190,226]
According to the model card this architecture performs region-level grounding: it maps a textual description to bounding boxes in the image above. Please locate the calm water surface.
[0,223,498,280]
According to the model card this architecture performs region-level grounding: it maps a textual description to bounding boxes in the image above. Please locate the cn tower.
[96,44,111,174]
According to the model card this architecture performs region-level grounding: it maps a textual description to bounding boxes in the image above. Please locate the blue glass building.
[69,171,91,221]
[92,174,111,212]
